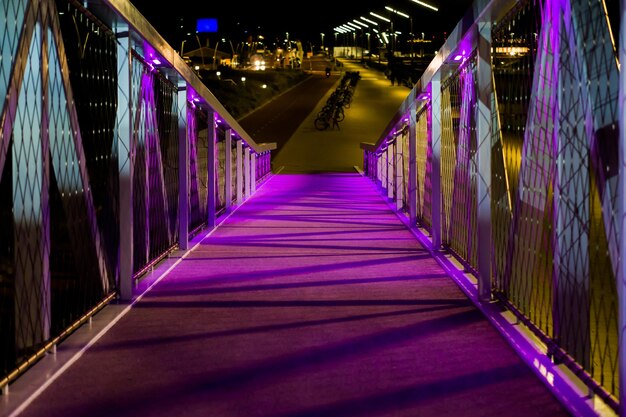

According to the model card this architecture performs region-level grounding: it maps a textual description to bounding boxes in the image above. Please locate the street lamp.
[360,16,379,27]
[370,11,393,57]
[407,0,438,57]
[321,32,325,49]
[385,6,411,56]
[409,0,439,11]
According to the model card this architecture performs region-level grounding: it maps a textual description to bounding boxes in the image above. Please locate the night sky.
[131,0,476,48]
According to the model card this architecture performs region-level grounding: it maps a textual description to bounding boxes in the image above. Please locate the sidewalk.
[272,60,410,173]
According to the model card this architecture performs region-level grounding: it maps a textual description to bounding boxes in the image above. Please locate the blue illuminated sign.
[196,18,218,33]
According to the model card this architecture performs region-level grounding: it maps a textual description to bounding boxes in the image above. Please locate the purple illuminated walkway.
[19,173,569,417]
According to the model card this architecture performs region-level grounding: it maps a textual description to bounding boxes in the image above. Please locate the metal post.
[244,146,251,199]
[377,153,383,187]
[236,139,243,204]
[177,86,189,250]
[395,135,403,210]
[619,0,626,408]
[251,152,257,193]
[476,21,493,302]
[381,149,387,191]
[408,105,418,225]
[116,33,133,300]
[387,145,393,199]
[430,70,442,250]
[225,128,233,209]
[207,110,216,228]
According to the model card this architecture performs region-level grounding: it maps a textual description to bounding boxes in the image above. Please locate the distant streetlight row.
[332,0,438,55]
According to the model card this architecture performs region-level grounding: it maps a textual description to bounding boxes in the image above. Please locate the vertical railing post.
[431,71,443,250]
[395,135,403,210]
[377,153,383,187]
[387,144,393,200]
[116,32,134,300]
[251,151,257,193]
[476,21,493,302]
[371,152,375,178]
[224,128,233,209]
[236,139,243,205]
[617,0,626,409]
[177,86,189,250]
[207,110,216,228]
[408,104,418,225]
[244,146,251,199]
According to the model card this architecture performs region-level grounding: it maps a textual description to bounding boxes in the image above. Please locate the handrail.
[94,0,276,153]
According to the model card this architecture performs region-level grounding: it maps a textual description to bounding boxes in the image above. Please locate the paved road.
[238,58,411,173]
[273,60,411,173]
[238,73,339,152]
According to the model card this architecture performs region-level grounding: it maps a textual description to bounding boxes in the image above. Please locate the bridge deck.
[16,172,569,417]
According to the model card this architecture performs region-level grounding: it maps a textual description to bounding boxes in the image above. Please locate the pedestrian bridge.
[0,0,624,416]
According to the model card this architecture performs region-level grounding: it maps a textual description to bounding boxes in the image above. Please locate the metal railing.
[0,0,275,392]
[361,0,622,414]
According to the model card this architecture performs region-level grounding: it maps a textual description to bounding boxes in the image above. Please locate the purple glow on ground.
[16,173,570,417]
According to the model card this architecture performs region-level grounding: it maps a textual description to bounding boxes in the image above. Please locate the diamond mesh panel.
[415,103,431,229]
[47,27,111,336]
[0,0,26,119]
[492,0,540,295]
[54,0,118,290]
[131,56,179,274]
[230,141,236,203]
[155,74,179,249]
[559,0,619,396]
[216,126,225,214]
[189,108,208,233]
[441,58,478,269]
[401,126,409,213]
[12,20,47,360]
[2,0,119,385]
[131,59,148,271]
[0,141,14,379]
[492,0,619,400]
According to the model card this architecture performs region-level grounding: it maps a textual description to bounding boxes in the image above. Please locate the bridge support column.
[116,33,134,300]
[207,110,216,229]
[177,86,189,250]
[476,20,493,302]
[236,139,243,205]
[225,129,233,209]
[408,106,418,225]
[618,0,626,409]
[430,71,442,250]
[244,146,251,199]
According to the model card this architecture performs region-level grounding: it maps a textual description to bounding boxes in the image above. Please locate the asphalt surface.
[238,73,339,151]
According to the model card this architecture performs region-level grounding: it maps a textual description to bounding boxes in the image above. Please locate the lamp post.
[370,11,392,58]
[385,6,411,56]
[407,0,439,57]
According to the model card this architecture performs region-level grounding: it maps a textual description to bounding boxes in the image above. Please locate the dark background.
[130,0,476,50]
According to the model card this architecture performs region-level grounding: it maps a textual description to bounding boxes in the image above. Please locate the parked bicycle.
[314,71,360,131]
